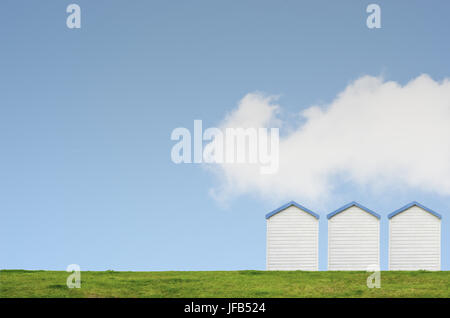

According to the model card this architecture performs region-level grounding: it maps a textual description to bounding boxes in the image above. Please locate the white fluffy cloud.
[207,74,450,203]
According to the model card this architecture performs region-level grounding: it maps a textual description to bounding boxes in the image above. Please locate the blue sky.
[0,1,449,271]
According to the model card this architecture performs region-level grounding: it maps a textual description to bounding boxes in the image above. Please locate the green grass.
[0,270,448,298]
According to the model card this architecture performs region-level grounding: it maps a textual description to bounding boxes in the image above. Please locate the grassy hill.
[0,270,448,298]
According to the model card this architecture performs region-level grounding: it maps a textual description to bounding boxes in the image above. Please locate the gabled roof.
[327,201,380,219]
[388,201,442,219]
[265,201,319,219]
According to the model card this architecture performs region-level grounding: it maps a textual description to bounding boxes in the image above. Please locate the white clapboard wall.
[327,202,380,271]
[389,202,441,271]
[266,202,319,271]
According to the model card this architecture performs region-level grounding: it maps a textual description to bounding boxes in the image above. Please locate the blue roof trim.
[327,201,380,219]
[265,201,320,219]
[388,201,442,219]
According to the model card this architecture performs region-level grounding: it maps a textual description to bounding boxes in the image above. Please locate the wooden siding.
[266,206,319,270]
[328,206,380,270]
[389,206,441,271]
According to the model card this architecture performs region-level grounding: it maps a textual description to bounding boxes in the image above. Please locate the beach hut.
[388,202,441,271]
[327,202,380,270]
[266,201,319,270]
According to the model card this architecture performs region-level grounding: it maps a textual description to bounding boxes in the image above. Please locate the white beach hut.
[389,202,441,271]
[266,201,319,271]
[327,202,380,271]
